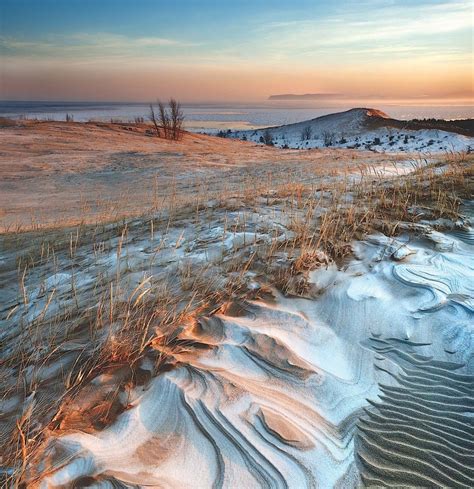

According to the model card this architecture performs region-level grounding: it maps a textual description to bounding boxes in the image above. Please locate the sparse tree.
[322,131,335,147]
[169,98,184,140]
[149,104,161,137]
[262,129,273,146]
[301,126,312,141]
[158,100,170,139]
[149,98,185,140]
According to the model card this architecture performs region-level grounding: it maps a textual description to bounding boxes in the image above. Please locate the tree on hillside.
[301,126,312,141]
[149,99,184,140]
[261,129,273,146]
[169,98,184,140]
[158,101,170,139]
[149,104,161,137]
[322,131,335,147]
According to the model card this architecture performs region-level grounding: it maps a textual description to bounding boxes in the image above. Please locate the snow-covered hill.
[230,108,473,153]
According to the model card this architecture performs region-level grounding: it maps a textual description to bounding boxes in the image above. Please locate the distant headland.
[268,93,341,100]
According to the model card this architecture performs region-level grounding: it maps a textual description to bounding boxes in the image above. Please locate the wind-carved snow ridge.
[39,223,474,488]
[231,108,474,154]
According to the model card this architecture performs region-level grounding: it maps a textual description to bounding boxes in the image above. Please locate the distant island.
[268,93,341,100]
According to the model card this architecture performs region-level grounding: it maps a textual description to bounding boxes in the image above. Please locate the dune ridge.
[232,108,474,152]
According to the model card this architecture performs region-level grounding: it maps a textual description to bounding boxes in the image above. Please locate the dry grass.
[315,156,472,258]
[0,118,408,233]
[0,148,472,486]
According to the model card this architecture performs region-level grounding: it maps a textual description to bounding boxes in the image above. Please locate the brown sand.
[0,119,405,231]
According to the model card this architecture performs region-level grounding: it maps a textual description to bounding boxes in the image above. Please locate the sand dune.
[358,337,474,487]
[1,121,472,487]
[0,119,405,231]
[38,221,474,487]
[232,108,474,153]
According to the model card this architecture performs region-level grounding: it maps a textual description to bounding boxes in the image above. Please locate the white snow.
[231,108,473,154]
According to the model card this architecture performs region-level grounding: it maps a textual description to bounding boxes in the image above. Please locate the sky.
[0,0,472,102]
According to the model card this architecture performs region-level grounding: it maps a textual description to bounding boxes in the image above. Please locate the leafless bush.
[149,99,185,140]
[149,104,161,137]
[158,101,170,138]
[301,126,312,141]
[169,98,184,140]
[322,131,335,147]
[261,129,274,146]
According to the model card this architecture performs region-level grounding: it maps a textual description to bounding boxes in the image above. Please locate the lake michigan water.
[0,100,472,132]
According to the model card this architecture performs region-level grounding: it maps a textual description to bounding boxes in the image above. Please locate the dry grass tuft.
[1,150,472,486]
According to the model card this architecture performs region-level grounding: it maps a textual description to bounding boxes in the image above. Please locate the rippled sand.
[1,121,472,487]
[38,224,474,488]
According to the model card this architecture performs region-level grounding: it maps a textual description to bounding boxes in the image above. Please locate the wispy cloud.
[0,32,197,60]
[257,0,472,60]
[1,1,471,68]
[0,0,471,101]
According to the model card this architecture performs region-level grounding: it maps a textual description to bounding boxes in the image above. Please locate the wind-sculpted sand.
[1,122,473,487]
[35,221,474,488]
[358,337,474,487]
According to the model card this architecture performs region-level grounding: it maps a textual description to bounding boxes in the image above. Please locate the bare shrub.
[261,129,273,146]
[301,126,312,141]
[322,131,335,147]
[158,101,170,139]
[149,104,161,137]
[169,98,184,140]
[149,99,184,140]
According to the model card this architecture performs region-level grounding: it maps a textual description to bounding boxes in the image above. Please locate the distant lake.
[1,100,472,133]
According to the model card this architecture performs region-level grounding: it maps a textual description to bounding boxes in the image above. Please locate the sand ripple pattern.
[37,224,474,487]
[357,337,474,488]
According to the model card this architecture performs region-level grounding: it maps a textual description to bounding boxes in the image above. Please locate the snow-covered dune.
[39,225,474,488]
[232,108,474,153]
[2,123,472,487]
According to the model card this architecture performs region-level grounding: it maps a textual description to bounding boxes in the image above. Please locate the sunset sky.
[0,0,472,102]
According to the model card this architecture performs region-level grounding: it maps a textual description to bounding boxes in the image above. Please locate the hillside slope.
[231,108,473,153]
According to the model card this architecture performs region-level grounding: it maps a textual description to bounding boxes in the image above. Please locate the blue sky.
[1,1,343,37]
[0,0,472,101]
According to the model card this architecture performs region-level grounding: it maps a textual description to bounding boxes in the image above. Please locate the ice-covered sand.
[36,220,474,488]
[1,121,473,487]
[232,108,474,154]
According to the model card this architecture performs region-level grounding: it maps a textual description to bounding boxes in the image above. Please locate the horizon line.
[1,96,473,106]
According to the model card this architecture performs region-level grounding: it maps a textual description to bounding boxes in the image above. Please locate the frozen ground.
[0,120,473,487]
[231,108,474,154]
[38,224,474,488]
[0,118,408,231]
